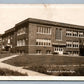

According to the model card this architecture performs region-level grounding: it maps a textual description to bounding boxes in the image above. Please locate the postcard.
[0,4,84,80]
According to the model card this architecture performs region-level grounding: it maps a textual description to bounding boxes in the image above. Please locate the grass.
[25,64,84,76]
[0,53,14,59]
[0,68,27,76]
[3,54,84,66]
[3,54,84,76]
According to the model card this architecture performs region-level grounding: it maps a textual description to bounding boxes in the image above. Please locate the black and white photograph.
[0,4,84,80]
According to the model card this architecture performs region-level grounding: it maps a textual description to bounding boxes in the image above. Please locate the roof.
[15,18,84,30]
[5,27,15,34]
[1,28,15,37]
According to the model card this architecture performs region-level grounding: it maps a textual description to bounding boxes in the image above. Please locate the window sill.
[37,32,51,35]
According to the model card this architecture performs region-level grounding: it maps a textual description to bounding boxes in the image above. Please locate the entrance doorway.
[54,47,63,55]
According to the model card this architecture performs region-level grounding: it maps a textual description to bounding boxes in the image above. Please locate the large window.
[66,31,72,37]
[17,39,26,46]
[66,41,72,48]
[36,39,51,46]
[73,41,79,48]
[73,31,78,37]
[66,30,84,38]
[54,47,63,52]
[79,32,84,37]
[56,28,62,40]
[36,50,42,54]
[66,41,79,48]
[37,26,51,35]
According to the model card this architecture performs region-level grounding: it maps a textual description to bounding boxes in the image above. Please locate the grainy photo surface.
[0,4,84,80]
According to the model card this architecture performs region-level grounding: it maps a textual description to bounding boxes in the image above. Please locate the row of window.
[54,47,63,51]
[2,38,11,44]
[36,39,51,46]
[66,42,79,48]
[17,39,26,46]
[2,36,13,42]
[37,26,51,34]
[66,44,79,48]
[36,50,51,54]
[17,27,26,36]
[66,31,84,37]
[37,26,62,41]
[67,51,79,55]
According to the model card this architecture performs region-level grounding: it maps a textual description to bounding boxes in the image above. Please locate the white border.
[0,76,84,80]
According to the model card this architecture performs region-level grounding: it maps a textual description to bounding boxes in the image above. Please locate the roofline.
[1,18,84,37]
[5,27,15,34]
[15,18,84,30]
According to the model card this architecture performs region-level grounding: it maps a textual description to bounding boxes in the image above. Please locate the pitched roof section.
[15,18,84,29]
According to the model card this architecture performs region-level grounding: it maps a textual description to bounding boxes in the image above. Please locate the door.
[54,47,63,55]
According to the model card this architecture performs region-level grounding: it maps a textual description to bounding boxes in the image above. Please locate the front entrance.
[54,47,63,55]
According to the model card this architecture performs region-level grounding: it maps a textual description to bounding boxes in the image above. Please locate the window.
[79,32,84,37]
[66,41,79,48]
[36,50,42,54]
[73,41,79,48]
[8,39,10,43]
[54,47,63,52]
[46,50,51,54]
[56,29,62,41]
[17,39,26,46]
[66,31,72,37]
[73,31,78,37]
[54,47,63,54]
[66,41,72,48]
[37,26,51,34]
[22,39,25,46]
[36,39,51,46]
[73,51,79,55]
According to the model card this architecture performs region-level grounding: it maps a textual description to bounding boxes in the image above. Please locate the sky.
[0,4,84,34]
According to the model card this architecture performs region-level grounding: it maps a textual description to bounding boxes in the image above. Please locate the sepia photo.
[0,4,84,80]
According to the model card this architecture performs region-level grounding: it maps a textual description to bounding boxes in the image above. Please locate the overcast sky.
[0,4,84,34]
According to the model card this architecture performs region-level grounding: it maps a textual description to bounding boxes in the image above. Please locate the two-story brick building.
[1,18,84,56]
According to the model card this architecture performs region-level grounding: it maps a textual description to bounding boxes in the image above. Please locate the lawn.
[0,53,14,59]
[3,54,84,76]
[0,68,27,76]
[3,54,84,66]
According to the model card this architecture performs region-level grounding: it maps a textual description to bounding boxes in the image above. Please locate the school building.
[1,18,84,56]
